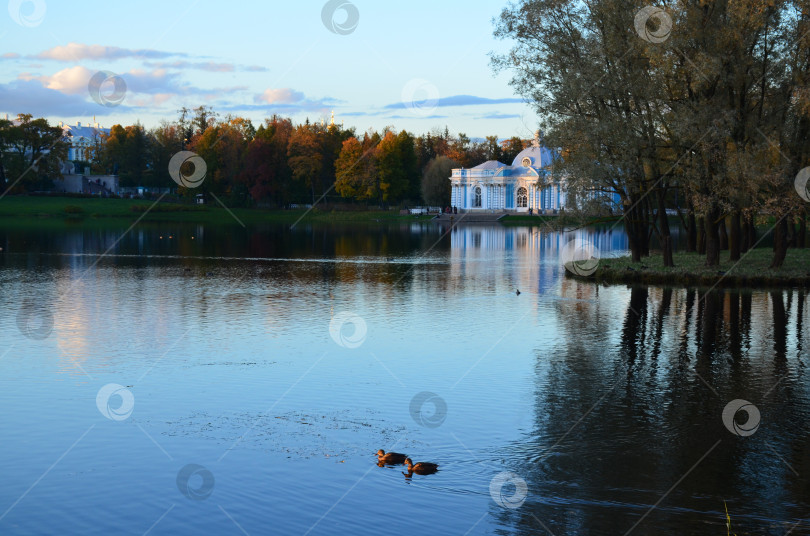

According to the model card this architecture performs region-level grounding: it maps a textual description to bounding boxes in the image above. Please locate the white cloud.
[37,43,178,62]
[144,60,236,73]
[256,88,305,104]
[34,65,93,95]
[31,43,265,73]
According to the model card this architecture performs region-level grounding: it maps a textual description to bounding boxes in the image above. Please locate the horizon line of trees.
[0,107,531,209]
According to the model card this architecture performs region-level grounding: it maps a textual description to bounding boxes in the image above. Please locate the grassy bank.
[584,248,810,288]
[0,196,435,226]
[500,213,623,227]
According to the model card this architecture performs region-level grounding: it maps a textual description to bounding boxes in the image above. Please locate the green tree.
[148,121,182,187]
[2,114,68,192]
[0,116,13,188]
[103,123,150,187]
[421,156,458,206]
[377,131,410,204]
[190,119,250,201]
[335,136,376,201]
[483,136,503,162]
[394,131,420,202]
[192,105,218,137]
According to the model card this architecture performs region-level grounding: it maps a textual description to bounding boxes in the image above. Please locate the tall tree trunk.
[656,187,674,267]
[799,212,807,249]
[641,198,651,258]
[705,207,721,266]
[697,217,706,255]
[740,213,750,253]
[687,209,697,252]
[770,216,789,269]
[718,216,729,250]
[624,198,644,263]
[747,217,757,250]
[729,211,741,261]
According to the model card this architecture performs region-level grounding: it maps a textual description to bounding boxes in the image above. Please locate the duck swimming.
[403,458,439,474]
[376,450,407,464]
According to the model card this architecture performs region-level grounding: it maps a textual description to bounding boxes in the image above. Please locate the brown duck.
[377,450,407,464]
[403,458,439,474]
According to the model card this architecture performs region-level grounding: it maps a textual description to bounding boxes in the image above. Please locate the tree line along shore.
[0,110,530,212]
[493,0,810,272]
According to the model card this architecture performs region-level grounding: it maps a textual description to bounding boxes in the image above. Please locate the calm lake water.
[1,220,808,535]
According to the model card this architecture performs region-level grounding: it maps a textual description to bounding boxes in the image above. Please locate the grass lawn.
[500,214,623,226]
[592,248,810,288]
[0,196,435,226]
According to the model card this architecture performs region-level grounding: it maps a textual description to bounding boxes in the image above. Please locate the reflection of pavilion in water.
[449,225,628,295]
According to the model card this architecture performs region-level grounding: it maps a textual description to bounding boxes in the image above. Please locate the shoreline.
[569,249,810,288]
[0,196,435,226]
[0,196,616,228]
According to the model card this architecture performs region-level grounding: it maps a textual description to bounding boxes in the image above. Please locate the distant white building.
[59,121,110,161]
[1,117,111,162]
[55,121,117,195]
[450,133,566,213]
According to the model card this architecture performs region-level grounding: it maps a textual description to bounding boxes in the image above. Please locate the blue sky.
[0,0,539,139]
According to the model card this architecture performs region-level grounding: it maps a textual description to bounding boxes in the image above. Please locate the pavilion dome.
[511,145,555,168]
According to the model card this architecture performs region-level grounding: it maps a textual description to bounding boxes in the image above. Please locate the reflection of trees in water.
[497,285,810,536]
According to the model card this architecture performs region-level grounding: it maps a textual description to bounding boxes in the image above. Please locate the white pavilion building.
[59,121,110,161]
[449,135,567,213]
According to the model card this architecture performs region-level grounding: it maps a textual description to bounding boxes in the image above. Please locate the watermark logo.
[634,6,672,43]
[8,0,46,27]
[490,471,528,509]
[561,238,600,276]
[722,399,760,437]
[177,464,215,501]
[88,71,127,108]
[168,151,207,189]
[96,383,135,421]
[16,300,54,340]
[795,167,810,202]
[401,79,440,117]
[409,391,447,428]
[329,311,367,348]
[321,0,359,35]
